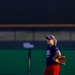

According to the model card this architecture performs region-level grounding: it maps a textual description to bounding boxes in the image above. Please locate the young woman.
[44,35,61,75]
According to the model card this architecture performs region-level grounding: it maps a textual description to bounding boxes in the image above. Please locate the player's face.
[47,39,54,45]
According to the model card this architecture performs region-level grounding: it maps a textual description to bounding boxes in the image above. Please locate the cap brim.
[45,36,51,40]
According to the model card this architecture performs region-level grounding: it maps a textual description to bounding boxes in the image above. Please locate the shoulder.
[52,45,59,50]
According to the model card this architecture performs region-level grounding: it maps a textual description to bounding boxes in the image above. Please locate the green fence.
[0,50,74,75]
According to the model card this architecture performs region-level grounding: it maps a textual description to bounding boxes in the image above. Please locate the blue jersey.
[46,45,59,66]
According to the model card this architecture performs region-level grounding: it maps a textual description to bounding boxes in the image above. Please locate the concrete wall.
[0,31,75,41]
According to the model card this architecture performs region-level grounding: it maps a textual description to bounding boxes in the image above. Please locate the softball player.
[43,35,61,75]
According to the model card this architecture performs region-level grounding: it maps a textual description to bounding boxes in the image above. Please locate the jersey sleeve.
[53,45,59,52]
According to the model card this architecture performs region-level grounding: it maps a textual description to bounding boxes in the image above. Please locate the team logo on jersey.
[46,50,51,57]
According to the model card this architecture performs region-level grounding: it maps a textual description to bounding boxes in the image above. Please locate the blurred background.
[0,0,75,75]
[0,24,75,75]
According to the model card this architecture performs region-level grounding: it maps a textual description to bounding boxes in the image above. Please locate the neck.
[49,44,54,47]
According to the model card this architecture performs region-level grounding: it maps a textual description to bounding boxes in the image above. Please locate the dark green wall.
[0,50,28,75]
[31,50,46,75]
[0,50,75,75]
[60,50,75,75]
[31,50,75,75]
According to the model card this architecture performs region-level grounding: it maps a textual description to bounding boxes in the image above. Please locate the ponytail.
[50,35,57,45]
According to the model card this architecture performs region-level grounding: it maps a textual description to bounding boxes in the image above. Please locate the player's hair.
[50,35,57,45]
